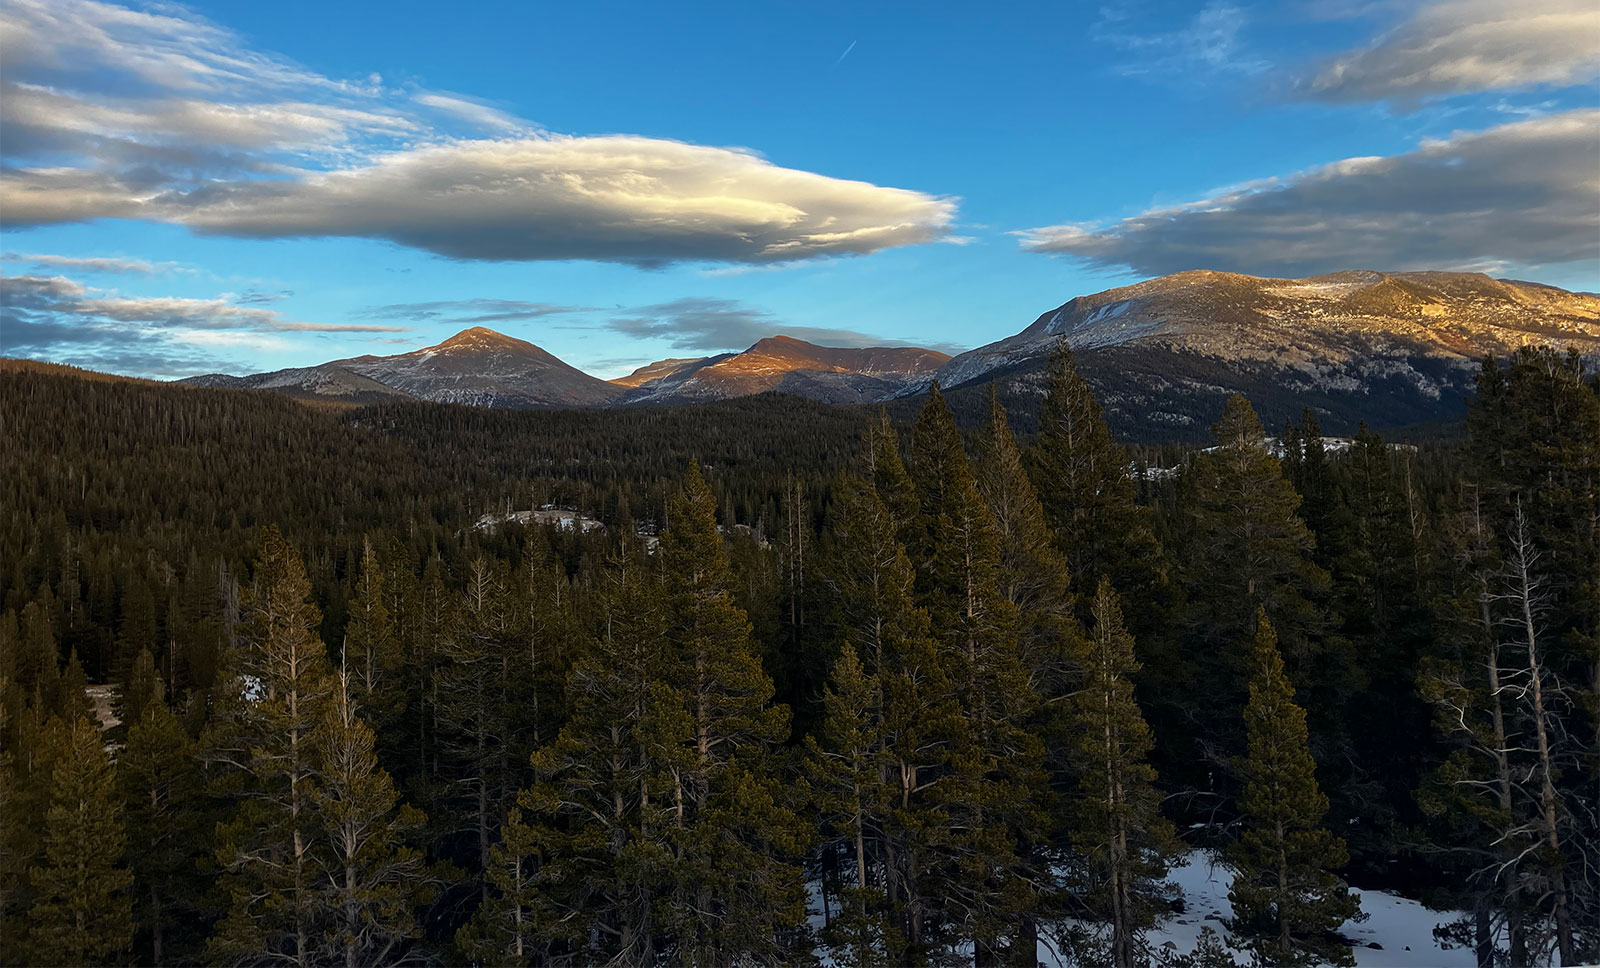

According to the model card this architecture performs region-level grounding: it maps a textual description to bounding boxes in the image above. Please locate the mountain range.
[178,270,1600,436]
[181,329,948,408]
[930,270,1599,436]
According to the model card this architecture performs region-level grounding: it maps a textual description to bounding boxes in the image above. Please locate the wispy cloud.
[0,0,957,266]
[353,298,599,324]
[1295,0,1600,104]
[1,272,406,376]
[607,297,949,352]
[1018,109,1600,278]
[1091,1,1268,80]
[2,251,191,275]
[413,92,529,133]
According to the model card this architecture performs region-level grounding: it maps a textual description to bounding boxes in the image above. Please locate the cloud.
[1298,0,1600,103]
[1017,109,1600,278]
[1092,2,1268,79]
[2,251,189,275]
[229,288,293,305]
[607,297,939,352]
[0,0,957,266]
[413,93,527,133]
[0,272,406,376]
[153,138,956,264]
[353,298,597,324]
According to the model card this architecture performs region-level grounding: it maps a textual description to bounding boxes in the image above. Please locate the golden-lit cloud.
[1299,0,1600,102]
[0,0,957,265]
[1019,110,1600,277]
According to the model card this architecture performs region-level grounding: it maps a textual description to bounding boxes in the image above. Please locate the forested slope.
[0,347,1595,966]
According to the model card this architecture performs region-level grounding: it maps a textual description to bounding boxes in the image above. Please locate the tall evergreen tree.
[1227,611,1357,967]
[116,576,158,689]
[816,469,966,964]
[432,555,522,899]
[343,537,398,708]
[490,552,681,966]
[26,714,135,965]
[656,462,807,964]
[119,645,163,733]
[1063,578,1181,968]
[1170,395,1332,799]
[18,599,61,716]
[313,661,434,967]
[977,387,1076,680]
[1027,343,1165,628]
[908,387,1045,963]
[207,526,336,967]
[804,642,899,965]
[120,687,210,966]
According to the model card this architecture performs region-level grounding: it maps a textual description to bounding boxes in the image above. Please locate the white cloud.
[1018,110,1600,277]
[0,271,407,375]
[413,93,528,133]
[159,137,956,264]
[1299,0,1600,102]
[1092,2,1268,80]
[0,0,957,265]
[2,251,189,275]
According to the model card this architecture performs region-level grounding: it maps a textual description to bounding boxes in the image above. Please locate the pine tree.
[26,714,135,965]
[207,526,335,967]
[1419,481,1532,966]
[657,462,807,964]
[59,647,96,724]
[19,599,61,716]
[496,553,681,966]
[1028,342,1165,628]
[0,694,59,962]
[120,645,163,732]
[817,469,966,964]
[343,537,398,708]
[455,807,550,966]
[908,387,1045,962]
[1227,611,1357,967]
[515,554,579,754]
[1172,395,1332,796]
[117,576,158,689]
[312,661,433,967]
[977,387,1076,680]
[431,554,522,899]
[803,643,898,965]
[1064,577,1181,968]
[120,689,209,965]
[1179,395,1327,670]
[867,410,919,546]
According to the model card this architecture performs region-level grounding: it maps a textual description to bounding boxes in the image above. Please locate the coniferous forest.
[1,345,1596,967]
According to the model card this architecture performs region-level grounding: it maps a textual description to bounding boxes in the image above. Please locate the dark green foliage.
[1063,578,1181,968]
[2,354,1594,965]
[1227,612,1357,967]
[908,387,1047,962]
[1166,395,1335,810]
[207,527,336,966]
[1028,344,1166,631]
[119,690,210,965]
[26,715,135,965]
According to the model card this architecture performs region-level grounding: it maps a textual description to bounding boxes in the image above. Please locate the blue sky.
[2,0,1597,378]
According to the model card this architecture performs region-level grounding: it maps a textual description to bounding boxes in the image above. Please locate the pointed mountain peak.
[436,326,529,350]
[747,334,819,353]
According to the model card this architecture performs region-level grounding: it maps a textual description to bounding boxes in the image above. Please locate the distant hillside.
[614,335,950,405]
[927,270,1600,439]
[182,327,624,408]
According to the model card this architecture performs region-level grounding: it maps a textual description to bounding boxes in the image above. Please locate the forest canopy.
[0,347,1596,967]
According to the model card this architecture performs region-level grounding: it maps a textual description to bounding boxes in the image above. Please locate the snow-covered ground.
[807,850,1473,967]
[1122,851,1473,968]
